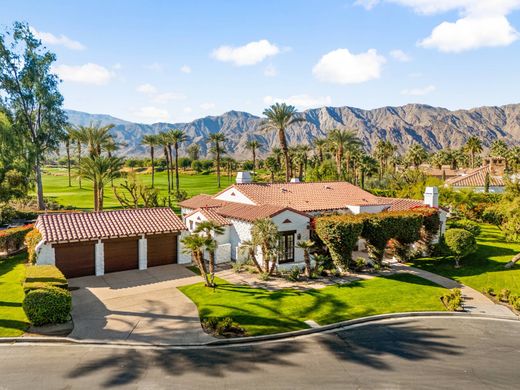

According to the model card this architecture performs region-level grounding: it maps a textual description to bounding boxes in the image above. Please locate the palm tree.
[167,129,188,195]
[260,103,306,182]
[465,136,483,168]
[158,132,172,203]
[357,154,378,189]
[142,134,160,188]
[292,144,310,180]
[187,143,200,161]
[327,129,362,180]
[271,147,283,167]
[238,239,263,273]
[374,140,396,179]
[405,143,428,168]
[68,126,84,189]
[181,233,212,287]
[194,221,225,286]
[296,240,314,277]
[207,132,227,188]
[64,126,74,187]
[79,155,123,211]
[490,139,508,158]
[264,155,280,183]
[313,138,327,164]
[251,218,279,276]
[245,139,261,179]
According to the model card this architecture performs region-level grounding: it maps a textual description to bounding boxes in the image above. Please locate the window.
[278,231,295,263]
[189,220,193,230]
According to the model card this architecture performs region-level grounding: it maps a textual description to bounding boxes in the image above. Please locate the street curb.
[1,311,518,348]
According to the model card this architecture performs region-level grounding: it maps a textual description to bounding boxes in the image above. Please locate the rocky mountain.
[65,103,520,159]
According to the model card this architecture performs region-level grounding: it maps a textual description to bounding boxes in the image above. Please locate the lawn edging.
[1,312,518,348]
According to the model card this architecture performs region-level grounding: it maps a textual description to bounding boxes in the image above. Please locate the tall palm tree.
[64,126,74,187]
[68,126,84,189]
[374,140,396,179]
[141,134,160,188]
[251,218,279,275]
[207,132,227,188]
[271,147,283,167]
[158,132,172,202]
[264,156,280,183]
[181,233,212,287]
[327,129,362,180]
[187,143,200,161]
[357,154,378,189]
[167,129,188,195]
[194,221,225,286]
[465,136,483,168]
[79,155,123,211]
[296,240,314,277]
[405,143,428,168]
[245,139,261,179]
[313,138,327,163]
[260,103,306,182]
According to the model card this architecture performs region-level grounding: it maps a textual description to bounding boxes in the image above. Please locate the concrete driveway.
[68,265,214,345]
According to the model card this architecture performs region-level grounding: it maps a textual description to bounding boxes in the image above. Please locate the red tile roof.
[215,203,308,222]
[179,194,226,209]
[185,208,231,226]
[36,208,186,244]
[445,166,505,187]
[378,197,424,212]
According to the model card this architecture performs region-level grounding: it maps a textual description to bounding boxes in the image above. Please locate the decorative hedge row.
[23,265,68,292]
[0,224,34,254]
[24,228,42,264]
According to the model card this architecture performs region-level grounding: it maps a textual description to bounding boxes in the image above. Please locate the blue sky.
[2,0,520,123]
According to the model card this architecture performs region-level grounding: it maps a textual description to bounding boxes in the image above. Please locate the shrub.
[442,288,463,311]
[483,286,495,296]
[513,299,520,311]
[23,286,72,326]
[259,272,270,281]
[450,219,481,236]
[444,228,477,267]
[508,294,518,306]
[284,266,301,282]
[24,228,42,264]
[202,317,246,337]
[0,224,33,253]
[24,265,68,292]
[498,288,511,302]
[353,257,366,271]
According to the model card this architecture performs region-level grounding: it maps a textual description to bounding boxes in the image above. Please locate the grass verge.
[0,253,29,337]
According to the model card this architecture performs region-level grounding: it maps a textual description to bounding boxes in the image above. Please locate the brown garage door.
[147,233,178,267]
[54,241,96,278]
[103,237,139,273]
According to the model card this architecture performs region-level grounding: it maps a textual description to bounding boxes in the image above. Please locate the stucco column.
[139,235,147,270]
[95,240,104,276]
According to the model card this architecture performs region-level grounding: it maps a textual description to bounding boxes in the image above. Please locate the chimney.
[423,186,439,208]
[236,171,252,184]
[290,178,300,183]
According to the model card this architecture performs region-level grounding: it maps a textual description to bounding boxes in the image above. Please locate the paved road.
[1,317,519,389]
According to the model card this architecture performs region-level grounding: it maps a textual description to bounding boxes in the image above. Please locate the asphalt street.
[1,316,519,389]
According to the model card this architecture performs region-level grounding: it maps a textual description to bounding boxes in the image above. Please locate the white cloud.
[263,94,332,110]
[200,102,216,110]
[312,48,386,84]
[30,27,85,50]
[53,63,112,85]
[133,106,169,122]
[401,84,436,96]
[264,64,278,77]
[180,65,192,74]
[152,92,186,103]
[212,39,280,66]
[355,0,380,10]
[390,49,412,62]
[136,83,157,94]
[419,15,519,52]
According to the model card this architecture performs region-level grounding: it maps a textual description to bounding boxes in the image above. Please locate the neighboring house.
[445,157,507,193]
[180,172,447,270]
[35,208,189,278]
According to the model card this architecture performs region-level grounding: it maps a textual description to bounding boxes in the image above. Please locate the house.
[445,157,507,193]
[34,208,189,278]
[180,172,447,270]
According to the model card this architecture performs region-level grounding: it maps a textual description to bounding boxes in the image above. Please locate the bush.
[202,317,246,337]
[483,286,495,296]
[450,219,481,236]
[24,228,42,264]
[353,257,366,271]
[23,286,72,326]
[24,265,68,292]
[498,288,511,302]
[444,228,477,267]
[284,266,301,282]
[508,294,518,306]
[442,288,463,311]
[0,224,33,253]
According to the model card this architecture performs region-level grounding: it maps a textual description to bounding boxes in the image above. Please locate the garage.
[147,233,178,267]
[54,241,96,278]
[103,237,139,273]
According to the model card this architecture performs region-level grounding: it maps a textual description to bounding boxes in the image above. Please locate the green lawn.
[411,224,520,295]
[40,167,227,211]
[0,253,29,337]
[179,273,447,336]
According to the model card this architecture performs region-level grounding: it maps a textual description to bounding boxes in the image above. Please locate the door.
[147,233,178,267]
[103,237,139,273]
[54,241,96,278]
[278,230,295,264]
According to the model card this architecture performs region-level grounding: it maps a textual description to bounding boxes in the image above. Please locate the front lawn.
[0,253,29,337]
[179,273,447,336]
[411,224,520,295]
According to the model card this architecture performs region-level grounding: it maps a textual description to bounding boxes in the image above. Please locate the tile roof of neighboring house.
[185,208,231,226]
[445,165,505,187]
[36,208,186,244]
[223,181,386,212]
[178,194,226,209]
[215,203,308,223]
[378,197,425,211]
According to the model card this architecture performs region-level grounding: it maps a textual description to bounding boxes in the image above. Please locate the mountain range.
[65,103,520,159]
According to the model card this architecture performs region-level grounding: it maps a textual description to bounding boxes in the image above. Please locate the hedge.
[0,224,33,254]
[449,219,481,237]
[24,228,42,264]
[24,265,68,292]
[23,286,72,326]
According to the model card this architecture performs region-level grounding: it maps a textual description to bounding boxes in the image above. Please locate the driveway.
[68,265,214,344]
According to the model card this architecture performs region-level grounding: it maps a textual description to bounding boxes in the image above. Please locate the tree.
[313,138,327,164]
[207,132,227,188]
[444,228,477,268]
[465,136,483,168]
[181,233,212,287]
[405,143,428,168]
[490,139,508,158]
[260,103,305,182]
[141,134,160,188]
[238,239,264,273]
[357,154,378,189]
[194,221,225,286]
[79,156,123,211]
[64,127,73,187]
[158,132,171,204]
[68,126,84,189]
[167,129,187,196]
[245,139,261,179]
[327,129,362,180]
[0,22,67,210]
[251,218,279,276]
[264,156,280,183]
[113,173,159,208]
[187,143,200,161]
[374,140,396,179]
[296,240,314,277]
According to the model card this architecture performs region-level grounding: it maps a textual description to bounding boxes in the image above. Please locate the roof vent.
[324,185,332,190]
[236,171,252,184]
[281,188,288,192]
[290,178,300,183]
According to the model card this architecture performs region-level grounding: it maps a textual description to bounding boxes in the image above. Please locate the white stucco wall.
[271,210,310,263]
[95,240,104,276]
[177,230,192,264]
[214,187,256,205]
[230,219,253,261]
[347,204,389,214]
[138,236,147,270]
[35,242,55,265]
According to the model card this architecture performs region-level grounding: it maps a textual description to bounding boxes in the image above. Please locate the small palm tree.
[194,221,225,286]
[79,155,123,211]
[238,239,263,273]
[405,143,428,168]
[207,132,227,188]
[251,218,279,275]
[260,103,306,182]
[264,155,280,183]
[181,233,213,287]
[187,143,200,161]
[296,240,314,277]
[142,134,160,188]
[245,139,261,179]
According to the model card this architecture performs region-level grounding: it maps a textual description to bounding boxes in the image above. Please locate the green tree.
[181,233,212,287]
[63,127,74,187]
[141,134,160,188]
[264,155,280,183]
[327,129,362,180]
[67,126,84,189]
[465,136,483,168]
[313,138,328,164]
[296,240,314,277]
[444,228,477,268]
[187,143,200,161]
[260,103,305,182]
[159,132,172,203]
[167,129,188,195]
[79,156,123,211]
[194,221,225,286]
[207,132,227,188]
[245,139,261,179]
[405,143,428,168]
[374,140,396,179]
[0,22,67,210]
[251,218,279,276]
[490,139,508,158]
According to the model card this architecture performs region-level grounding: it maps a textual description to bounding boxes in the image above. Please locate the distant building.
[445,157,507,193]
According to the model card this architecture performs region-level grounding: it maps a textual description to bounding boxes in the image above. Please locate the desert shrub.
[23,265,67,292]
[23,286,72,326]
[24,228,42,264]
[450,219,481,236]
[508,294,518,306]
[483,286,495,296]
[232,261,246,273]
[442,288,463,311]
[284,266,301,282]
[444,228,477,267]
[352,257,366,271]
[498,288,511,302]
[259,272,270,281]
[202,317,246,337]
[0,224,33,253]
